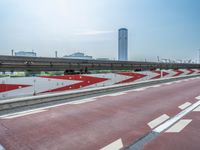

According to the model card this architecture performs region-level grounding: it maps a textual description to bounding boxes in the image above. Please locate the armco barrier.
[0,74,199,113]
[0,69,199,99]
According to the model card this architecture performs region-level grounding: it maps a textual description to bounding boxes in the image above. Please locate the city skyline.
[0,0,200,62]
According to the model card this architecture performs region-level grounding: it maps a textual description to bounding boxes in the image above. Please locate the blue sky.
[0,0,200,62]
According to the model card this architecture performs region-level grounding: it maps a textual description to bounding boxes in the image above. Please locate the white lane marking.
[0,109,46,119]
[174,80,182,83]
[154,100,200,133]
[0,144,5,150]
[148,114,170,129]
[178,102,192,110]
[164,82,173,85]
[165,119,192,133]
[106,92,125,97]
[67,98,96,104]
[132,87,147,91]
[148,85,161,88]
[100,139,123,150]
[193,106,200,111]
[195,96,200,100]
[0,144,6,150]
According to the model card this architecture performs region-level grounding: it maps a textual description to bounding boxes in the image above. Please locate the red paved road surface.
[0,77,200,150]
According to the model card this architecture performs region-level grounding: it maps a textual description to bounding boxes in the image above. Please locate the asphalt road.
[0,77,200,150]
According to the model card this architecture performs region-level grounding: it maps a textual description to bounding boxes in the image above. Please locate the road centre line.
[193,106,200,111]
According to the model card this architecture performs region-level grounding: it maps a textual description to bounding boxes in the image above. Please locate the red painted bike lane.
[0,78,199,150]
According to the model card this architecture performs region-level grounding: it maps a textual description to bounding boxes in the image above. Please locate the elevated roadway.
[0,55,199,72]
[0,76,200,150]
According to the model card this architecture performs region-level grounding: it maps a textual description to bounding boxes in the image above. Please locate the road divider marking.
[100,139,123,150]
[0,109,47,119]
[178,102,192,110]
[193,106,200,111]
[153,100,200,133]
[165,119,192,133]
[148,114,170,129]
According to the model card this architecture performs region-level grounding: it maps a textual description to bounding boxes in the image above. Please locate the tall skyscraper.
[118,28,128,61]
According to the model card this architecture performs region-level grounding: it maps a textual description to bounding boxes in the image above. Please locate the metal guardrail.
[0,55,199,72]
[0,74,199,114]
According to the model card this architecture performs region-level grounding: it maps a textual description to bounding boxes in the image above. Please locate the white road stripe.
[195,96,200,100]
[178,102,192,110]
[100,139,123,150]
[148,85,161,88]
[165,119,192,133]
[193,106,200,111]
[106,92,125,97]
[164,82,173,85]
[154,100,200,133]
[148,114,170,129]
[68,98,96,104]
[0,144,5,150]
[0,109,46,119]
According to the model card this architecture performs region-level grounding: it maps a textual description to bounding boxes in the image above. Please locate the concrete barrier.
[0,74,199,114]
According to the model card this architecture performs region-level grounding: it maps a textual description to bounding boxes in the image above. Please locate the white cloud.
[75,30,115,36]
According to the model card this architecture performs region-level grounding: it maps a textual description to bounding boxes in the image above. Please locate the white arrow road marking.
[165,119,192,133]
[100,139,123,150]
[193,106,200,112]
[148,114,170,129]
[154,100,200,133]
[178,102,192,110]
[0,144,5,150]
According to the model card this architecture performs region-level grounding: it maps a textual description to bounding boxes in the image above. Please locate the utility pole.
[199,49,200,64]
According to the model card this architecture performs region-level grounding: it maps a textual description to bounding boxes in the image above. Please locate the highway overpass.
[0,55,199,73]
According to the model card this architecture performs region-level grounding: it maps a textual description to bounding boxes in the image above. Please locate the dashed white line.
[178,102,192,110]
[148,114,170,129]
[100,139,123,150]
[0,144,5,150]
[165,119,192,133]
[153,100,200,133]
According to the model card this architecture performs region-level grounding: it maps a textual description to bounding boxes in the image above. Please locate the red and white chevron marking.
[0,69,199,99]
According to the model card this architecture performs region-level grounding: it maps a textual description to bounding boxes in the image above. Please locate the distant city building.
[96,58,110,61]
[118,28,128,61]
[15,51,37,57]
[63,52,93,60]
